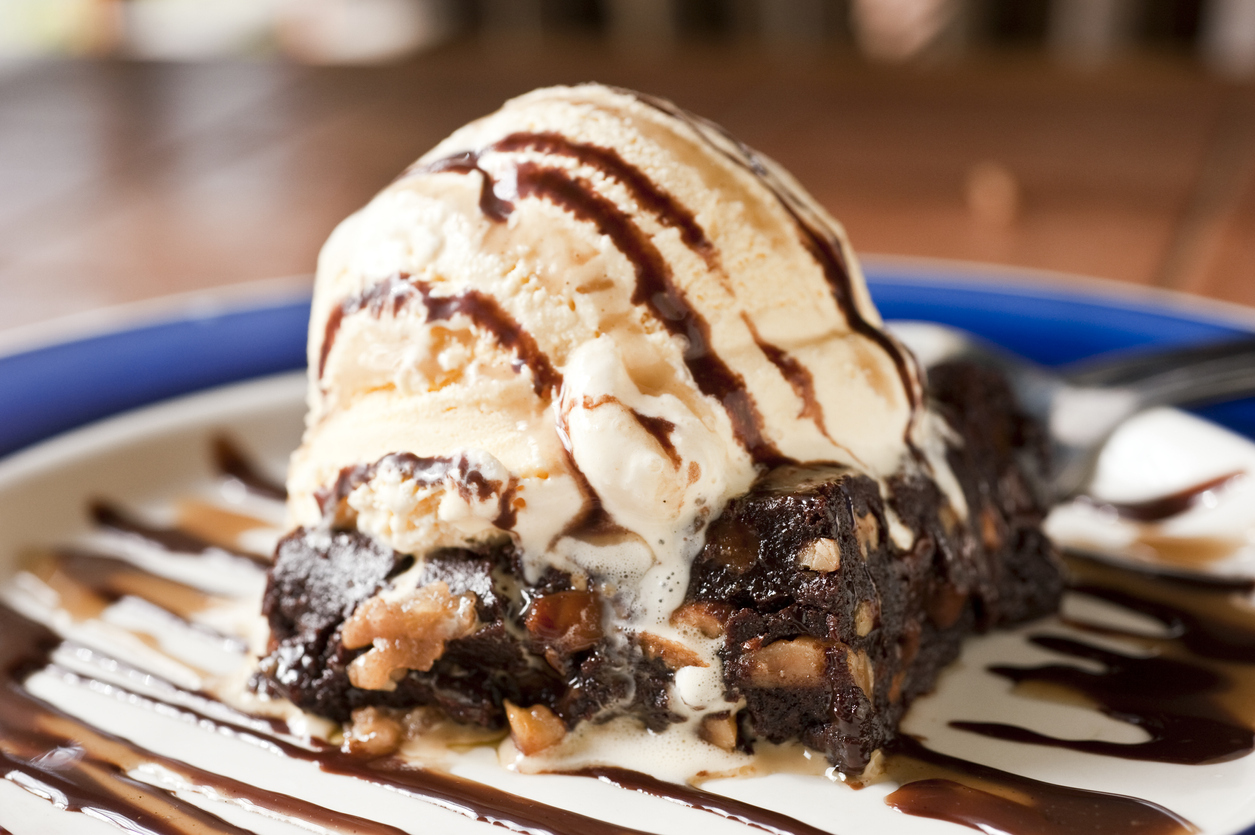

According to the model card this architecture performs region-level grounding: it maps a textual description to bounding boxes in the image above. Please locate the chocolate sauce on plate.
[0,599,658,835]
[90,499,269,567]
[578,766,833,835]
[884,737,1194,835]
[211,435,287,501]
[953,555,1255,765]
[8,442,1255,835]
[1081,472,1244,524]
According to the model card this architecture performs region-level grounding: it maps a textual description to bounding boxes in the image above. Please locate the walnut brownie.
[256,359,1062,776]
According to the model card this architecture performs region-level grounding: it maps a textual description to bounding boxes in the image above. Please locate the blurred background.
[1,0,1253,334]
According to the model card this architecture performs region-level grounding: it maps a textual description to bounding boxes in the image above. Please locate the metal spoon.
[888,321,1255,501]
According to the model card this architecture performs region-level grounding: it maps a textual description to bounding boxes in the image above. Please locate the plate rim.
[4,258,1255,365]
[863,255,1255,331]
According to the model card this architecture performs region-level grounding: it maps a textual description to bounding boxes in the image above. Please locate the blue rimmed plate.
[4,262,1254,461]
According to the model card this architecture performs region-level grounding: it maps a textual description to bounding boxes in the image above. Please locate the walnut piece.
[698,712,738,751]
[638,631,707,669]
[854,511,881,555]
[702,516,759,573]
[745,637,828,687]
[855,599,877,637]
[341,581,479,691]
[342,706,403,757]
[524,590,603,655]
[847,647,875,698]
[797,538,840,572]
[670,601,731,638]
[504,701,566,755]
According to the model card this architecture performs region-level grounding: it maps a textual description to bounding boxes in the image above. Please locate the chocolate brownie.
[255,359,1062,775]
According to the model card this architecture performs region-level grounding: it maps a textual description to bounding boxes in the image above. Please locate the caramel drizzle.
[17,573,1194,835]
[8,421,1239,835]
[953,633,1252,764]
[0,606,404,835]
[33,547,246,651]
[0,601,657,835]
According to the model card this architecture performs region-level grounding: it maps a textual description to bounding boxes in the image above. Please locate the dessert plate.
[2,261,1255,835]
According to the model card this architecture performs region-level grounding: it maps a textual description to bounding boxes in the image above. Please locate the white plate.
[3,369,1255,835]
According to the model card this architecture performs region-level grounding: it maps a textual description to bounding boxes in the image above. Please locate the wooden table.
[2,37,1253,335]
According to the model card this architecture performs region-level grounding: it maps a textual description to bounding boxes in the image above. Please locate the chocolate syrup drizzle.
[1080,471,1245,523]
[406,131,786,465]
[0,606,405,835]
[510,158,785,465]
[211,435,287,501]
[579,766,833,835]
[418,150,514,221]
[321,99,932,560]
[28,100,1254,832]
[34,546,248,652]
[319,273,561,398]
[493,131,718,268]
[953,555,1255,767]
[1062,546,1255,592]
[625,90,921,414]
[741,312,833,444]
[89,499,269,567]
[0,605,660,835]
[954,633,1251,764]
[884,737,1193,835]
[317,450,520,531]
[632,410,681,466]
[8,443,1254,835]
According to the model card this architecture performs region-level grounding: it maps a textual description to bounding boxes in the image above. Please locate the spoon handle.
[1060,335,1255,408]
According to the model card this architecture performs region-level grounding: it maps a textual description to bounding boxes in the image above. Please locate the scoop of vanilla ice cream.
[288,84,921,677]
